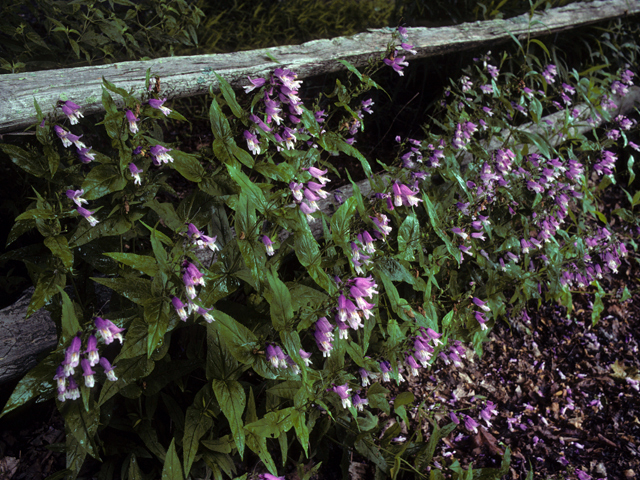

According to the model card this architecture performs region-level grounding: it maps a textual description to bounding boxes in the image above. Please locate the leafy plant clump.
[1,20,639,480]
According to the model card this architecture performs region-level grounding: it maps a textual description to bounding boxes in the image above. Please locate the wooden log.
[0,288,57,385]
[0,0,638,134]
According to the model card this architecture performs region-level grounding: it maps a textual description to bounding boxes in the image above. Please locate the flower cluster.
[290,166,331,223]
[384,26,416,76]
[171,224,219,324]
[54,317,123,402]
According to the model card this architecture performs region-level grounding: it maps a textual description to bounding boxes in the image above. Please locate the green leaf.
[127,454,143,480]
[28,270,66,317]
[245,432,277,475]
[592,281,605,326]
[215,73,244,119]
[91,276,152,305]
[397,215,419,261]
[172,150,205,182]
[294,227,336,294]
[356,410,378,432]
[331,196,357,251]
[317,131,371,177]
[212,379,246,458]
[97,356,155,406]
[82,165,127,200]
[146,200,183,231]
[290,409,310,457]
[144,296,171,357]
[207,323,239,381]
[244,408,295,438]
[266,268,293,330]
[366,382,390,414]
[394,391,414,408]
[1,144,47,177]
[63,400,100,459]
[58,287,81,344]
[162,438,184,480]
[209,311,258,365]
[104,252,159,277]
[1,350,58,418]
[226,164,265,211]
[183,395,214,477]
[354,439,387,473]
[44,235,74,270]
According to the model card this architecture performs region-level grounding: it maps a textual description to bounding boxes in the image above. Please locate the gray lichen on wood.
[0,0,638,133]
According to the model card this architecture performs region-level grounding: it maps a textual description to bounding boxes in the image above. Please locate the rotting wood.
[1,88,638,386]
[0,0,638,134]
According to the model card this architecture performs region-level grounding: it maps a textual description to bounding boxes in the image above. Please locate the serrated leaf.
[162,438,184,480]
[212,379,246,458]
[209,311,258,365]
[58,287,81,344]
[265,268,293,330]
[183,396,214,477]
[91,276,152,305]
[28,270,66,317]
[216,73,244,119]
[44,235,74,270]
[1,144,47,177]
[172,149,205,182]
[97,356,155,406]
[1,350,58,418]
[144,296,171,357]
[104,252,158,276]
[82,164,127,200]
[63,400,100,459]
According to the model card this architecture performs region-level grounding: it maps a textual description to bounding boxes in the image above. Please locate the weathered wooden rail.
[0,0,638,134]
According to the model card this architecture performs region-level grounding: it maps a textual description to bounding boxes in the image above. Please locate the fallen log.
[0,288,57,385]
[0,0,638,134]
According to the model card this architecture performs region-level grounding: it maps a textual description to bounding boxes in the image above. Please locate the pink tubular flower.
[244,76,266,93]
[59,100,84,125]
[262,235,275,256]
[307,167,330,185]
[66,376,80,400]
[331,383,352,408]
[100,357,118,381]
[85,335,99,367]
[258,473,284,480]
[78,206,99,227]
[81,358,96,388]
[464,414,480,434]
[149,98,171,116]
[54,125,80,148]
[76,146,95,163]
[125,110,139,134]
[129,163,143,185]
[172,296,188,321]
[149,144,173,164]
[197,306,215,323]
[244,130,261,155]
[299,349,312,366]
[384,55,409,76]
[66,189,87,207]
[94,317,125,345]
[472,297,490,312]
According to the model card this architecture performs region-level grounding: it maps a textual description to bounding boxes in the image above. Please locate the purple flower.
[405,355,421,376]
[129,163,143,185]
[353,392,369,411]
[125,109,139,134]
[372,214,392,237]
[479,401,498,427]
[450,412,460,424]
[77,206,99,226]
[299,349,312,366]
[81,358,96,388]
[95,317,125,344]
[59,100,84,125]
[66,376,80,400]
[472,297,490,312]
[542,64,557,83]
[54,366,66,392]
[307,167,330,185]
[77,146,95,163]
[464,414,480,434]
[149,144,173,164]
[149,98,171,116]
[258,473,284,480]
[54,125,82,148]
[197,306,215,323]
[244,130,261,155]
[384,55,409,76]
[66,189,88,207]
[172,296,188,321]
[85,335,99,367]
[331,383,352,408]
[262,235,275,256]
[243,76,266,93]
[100,357,118,382]
[306,181,329,199]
